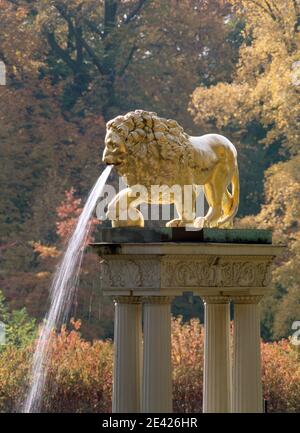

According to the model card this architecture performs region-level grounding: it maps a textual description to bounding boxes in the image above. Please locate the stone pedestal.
[142,297,172,413]
[203,296,231,413]
[232,296,263,413]
[92,228,283,413]
[112,296,142,413]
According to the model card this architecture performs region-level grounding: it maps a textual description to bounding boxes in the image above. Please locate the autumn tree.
[0,0,236,243]
[0,0,239,327]
[0,1,107,247]
[22,0,236,122]
[190,0,300,215]
[237,155,300,339]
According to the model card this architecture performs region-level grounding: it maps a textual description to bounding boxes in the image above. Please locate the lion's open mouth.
[103,156,124,166]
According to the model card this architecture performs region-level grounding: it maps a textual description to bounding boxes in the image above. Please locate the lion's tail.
[218,164,240,227]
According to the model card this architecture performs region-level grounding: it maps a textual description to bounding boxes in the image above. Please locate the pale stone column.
[112,296,142,413]
[142,296,173,413]
[202,296,231,413]
[232,295,263,413]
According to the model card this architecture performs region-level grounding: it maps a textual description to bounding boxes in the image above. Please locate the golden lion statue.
[102,110,239,228]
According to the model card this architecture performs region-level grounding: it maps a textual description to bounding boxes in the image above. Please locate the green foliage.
[5,309,37,348]
[0,292,9,324]
[0,291,37,349]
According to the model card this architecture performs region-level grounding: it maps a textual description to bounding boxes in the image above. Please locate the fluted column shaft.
[142,296,172,413]
[112,296,142,413]
[232,296,263,413]
[202,296,231,413]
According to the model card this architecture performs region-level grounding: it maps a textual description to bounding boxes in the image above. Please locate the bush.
[172,317,204,412]
[0,317,299,412]
[0,344,31,412]
[41,320,113,413]
[262,339,300,413]
[0,320,113,413]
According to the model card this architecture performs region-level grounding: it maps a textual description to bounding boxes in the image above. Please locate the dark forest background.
[1,0,300,341]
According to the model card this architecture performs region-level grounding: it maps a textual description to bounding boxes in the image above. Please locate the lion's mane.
[106,110,195,187]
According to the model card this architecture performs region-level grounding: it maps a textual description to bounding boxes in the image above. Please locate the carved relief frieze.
[161,255,273,288]
[100,257,160,289]
[100,254,273,290]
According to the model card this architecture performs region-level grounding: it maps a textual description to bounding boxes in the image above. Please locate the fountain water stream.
[23,165,112,413]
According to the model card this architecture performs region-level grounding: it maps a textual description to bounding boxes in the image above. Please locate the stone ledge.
[94,227,272,244]
[91,242,284,257]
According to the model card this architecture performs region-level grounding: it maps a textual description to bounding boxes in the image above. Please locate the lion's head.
[102,109,192,187]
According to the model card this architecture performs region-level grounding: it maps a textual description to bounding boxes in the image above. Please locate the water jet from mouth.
[23,165,112,413]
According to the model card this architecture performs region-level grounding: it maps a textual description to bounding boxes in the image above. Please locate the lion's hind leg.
[194,178,225,228]
[219,189,234,228]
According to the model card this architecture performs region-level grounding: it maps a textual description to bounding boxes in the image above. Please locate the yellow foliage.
[32,242,60,259]
[190,0,300,153]
[36,272,51,279]
[237,155,300,338]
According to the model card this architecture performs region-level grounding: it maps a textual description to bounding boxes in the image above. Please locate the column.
[142,296,173,413]
[232,295,263,413]
[202,296,231,413]
[112,296,142,413]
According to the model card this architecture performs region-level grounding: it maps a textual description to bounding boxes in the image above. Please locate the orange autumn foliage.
[55,187,99,245]
[172,317,204,413]
[0,318,299,413]
[262,339,300,413]
[0,320,113,413]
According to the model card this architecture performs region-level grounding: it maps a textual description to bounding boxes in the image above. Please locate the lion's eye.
[107,141,115,149]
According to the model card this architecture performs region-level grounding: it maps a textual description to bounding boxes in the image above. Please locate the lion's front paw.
[111,219,144,228]
[110,209,144,228]
[166,218,184,227]
[193,217,206,229]
[166,219,196,228]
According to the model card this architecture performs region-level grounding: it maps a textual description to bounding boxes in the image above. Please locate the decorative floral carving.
[100,255,273,290]
[100,258,160,289]
[161,256,272,288]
